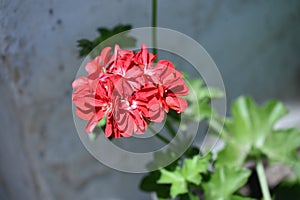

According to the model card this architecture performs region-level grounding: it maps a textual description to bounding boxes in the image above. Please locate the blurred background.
[0,0,300,199]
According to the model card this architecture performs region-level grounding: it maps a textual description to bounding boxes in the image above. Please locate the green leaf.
[97,116,106,127]
[261,128,300,165]
[273,180,300,200]
[231,195,256,200]
[88,117,107,141]
[215,140,248,168]
[184,146,200,158]
[140,157,180,199]
[179,193,200,200]
[77,24,136,57]
[199,103,214,121]
[293,161,300,182]
[97,27,110,37]
[186,79,223,103]
[139,170,170,199]
[183,78,223,123]
[230,97,287,147]
[182,154,211,185]
[198,87,224,100]
[182,72,190,79]
[188,193,199,200]
[146,148,179,171]
[158,167,188,198]
[157,154,211,198]
[88,131,99,141]
[217,96,290,168]
[203,166,251,200]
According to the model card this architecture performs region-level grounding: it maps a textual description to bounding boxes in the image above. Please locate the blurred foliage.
[202,166,252,200]
[216,96,300,168]
[184,79,223,122]
[273,180,300,200]
[141,96,300,200]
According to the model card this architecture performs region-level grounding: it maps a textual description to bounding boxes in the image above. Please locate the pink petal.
[85,110,105,133]
[72,77,88,89]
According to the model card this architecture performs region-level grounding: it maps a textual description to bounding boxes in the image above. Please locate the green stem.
[149,126,170,144]
[165,120,177,137]
[152,0,157,55]
[256,159,272,200]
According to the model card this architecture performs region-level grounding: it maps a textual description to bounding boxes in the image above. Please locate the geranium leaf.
[215,140,248,168]
[158,167,188,198]
[261,128,300,165]
[273,180,300,200]
[139,170,170,199]
[227,97,287,146]
[231,195,256,200]
[188,193,199,200]
[182,154,211,185]
[293,161,300,182]
[203,166,251,200]
[218,96,290,168]
[97,116,106,127]
[77,24,136,57]
[179,193,199,200]
[183,78,222,123]
[198,87,223,100]
[157,154,211,198]
[184,146,200,158]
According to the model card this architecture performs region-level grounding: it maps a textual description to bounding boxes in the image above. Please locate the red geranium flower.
[72,44,189,138]
[153,60,189,113]
[106,97,148,138]
[107,45,144,98]
[72,74,114,133]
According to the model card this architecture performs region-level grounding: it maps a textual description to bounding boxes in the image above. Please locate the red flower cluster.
[72,44,189,138]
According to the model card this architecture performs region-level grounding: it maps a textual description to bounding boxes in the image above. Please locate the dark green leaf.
[77,24,135,57]
[179,193,200,200]
[273,180,300,200]
[231,195,256,200]
[184,146,200,158]
[97,27,110,37]
[139,170,170,199]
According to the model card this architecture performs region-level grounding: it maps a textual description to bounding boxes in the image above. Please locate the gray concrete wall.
[0,0,300,199]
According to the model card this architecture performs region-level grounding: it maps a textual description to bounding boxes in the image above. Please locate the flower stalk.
[256,159,272,200]
[165,120,177,137]
[149,126,170,144]
[152,0,157,55]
